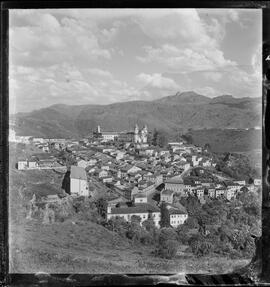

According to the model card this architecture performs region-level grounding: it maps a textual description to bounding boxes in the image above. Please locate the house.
[77,159,90,169]
[254,178,262,186]
[233,180,246,186]
[160,189,174,204]
[99,170,108,178]
[127,165,142,174]
[215,188,226,198]
[37,159,55,169]
[165,176,185,195]
[159,150,170,156]
[225,189,235,200]
[107,203,161,227]
[70,166,89,196]
[201,159,211,167]
[167,204,188,227]
[134,193,148,204]
[102,176,113,183]
[195,186,204,198]
[207,187,216,198]
[42,146,50,153]
[101,132,119,142]
[224,181,241,192]
[88,159,97,166]
[154,173,163,186]
[28,160,38,169]
[17,159,28,170]
[116,151,125,160]
[101,165,110,171]
[130,181,156,200]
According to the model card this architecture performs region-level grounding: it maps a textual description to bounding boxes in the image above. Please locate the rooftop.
[134,193,147,198]
[165,176,183,184]
[161,189,174,195]
[70,166,87,180]
[110,203,160,215]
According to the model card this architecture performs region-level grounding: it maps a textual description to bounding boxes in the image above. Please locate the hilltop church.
[93,124,148,146]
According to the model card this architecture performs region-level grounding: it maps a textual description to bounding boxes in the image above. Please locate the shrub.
[158,227,178,244]
[176,225,190,244]
[184,217,199,229]
[156,239,178,259]
[190,239,214,257]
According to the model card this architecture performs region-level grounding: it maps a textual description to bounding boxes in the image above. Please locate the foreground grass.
[9,218,250,274]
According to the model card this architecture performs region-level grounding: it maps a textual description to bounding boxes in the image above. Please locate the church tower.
[141,125,148,143]
[134,124,140,143]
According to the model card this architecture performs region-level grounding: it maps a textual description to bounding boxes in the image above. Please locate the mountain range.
[11,91,261,140]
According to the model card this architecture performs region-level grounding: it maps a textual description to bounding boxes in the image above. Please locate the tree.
[152,129,167,147]
[152,128,158,146]
[61,170,71,194]
[95,197,107,219]
[126,221,143,244]
[106,217,129,238]
[142,218,156,232]
[159,202,170,228]
[176,224,190,244]
[184,217,199,229]
[156,228,178,259]
[157,239,178,259]
[131,215,141,223]
[181,134,193,144]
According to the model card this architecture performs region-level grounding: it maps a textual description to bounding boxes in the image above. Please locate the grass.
[9,206,251,274]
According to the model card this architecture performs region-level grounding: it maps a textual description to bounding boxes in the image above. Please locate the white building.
[254,178,262,186]
[107,203,161,227]
[166,204,188,228]
[101,132,119,142]
[160,189,174,204]
[70,166,89,196]
[17,159,27,170]
[9,129,17,142]
[165,176,185,195]
[134,193,148,204]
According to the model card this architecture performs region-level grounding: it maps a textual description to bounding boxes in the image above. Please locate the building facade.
[70,166,89,196]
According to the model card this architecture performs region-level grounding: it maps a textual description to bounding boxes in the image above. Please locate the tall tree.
[159,202,171,228]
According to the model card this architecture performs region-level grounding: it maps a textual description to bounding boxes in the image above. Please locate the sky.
[9,8,262,114]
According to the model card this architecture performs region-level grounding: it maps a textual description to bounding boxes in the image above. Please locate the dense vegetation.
[48,187,260,261]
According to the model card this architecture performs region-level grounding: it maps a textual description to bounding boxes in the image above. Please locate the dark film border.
[0,1,269,285]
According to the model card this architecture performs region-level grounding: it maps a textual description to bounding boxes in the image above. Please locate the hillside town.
[11,123,261,229]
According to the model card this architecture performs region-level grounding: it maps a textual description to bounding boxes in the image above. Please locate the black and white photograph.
[8,8,262,274]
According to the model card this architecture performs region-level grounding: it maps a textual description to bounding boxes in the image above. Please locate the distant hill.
[186,128,262,153]
[12,91,261,142]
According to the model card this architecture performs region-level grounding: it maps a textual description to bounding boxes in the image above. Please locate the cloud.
[136,73,180,90]
[135,9,238,73]
[138,44,236,73]
[203,71,223,82]
[10,11,111,69]
[9,9,261,113]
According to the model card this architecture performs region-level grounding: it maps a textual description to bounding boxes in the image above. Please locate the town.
[10,123,261,229]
